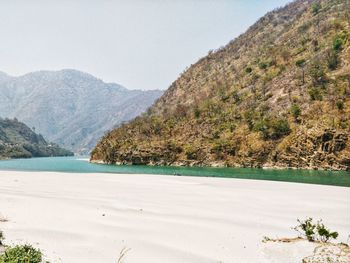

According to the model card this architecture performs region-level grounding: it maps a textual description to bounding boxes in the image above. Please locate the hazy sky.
[0,0,291,90]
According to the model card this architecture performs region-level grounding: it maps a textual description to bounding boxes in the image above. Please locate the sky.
[0,0,291,90]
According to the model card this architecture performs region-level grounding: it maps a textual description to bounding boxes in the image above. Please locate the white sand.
[0,171,349,263]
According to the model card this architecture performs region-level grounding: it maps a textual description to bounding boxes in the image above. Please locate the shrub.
[316,221,339,242]
[295,59,306,84]
[333,37,343,51]
[263,68,280,82]
[0,231,4,245]
[295,59,306,68]
[336,100,344,110]
[253,118,290,139]
[184,145,198,160]
[258,61,268,70]
[308,87,323,101]
[332,19,343,30]
[253,119,269,139]
[270,118,291,139]
[193,106,201,118]
[290,104,301,119]
[0,244,43,263]
[301,36,310,46]
[259,103,270,116]
[218,87,229,102]
[311,2,321,15]
[298,22,311,33]
[211,142,223,154]
[326,50,339,70]
[245,67,252,74]
[231,91,240,104]
[293,218,338,242]
[152,119,162,135]
[309,62,327,86]
[211,139,236,156]
[244,110,255,130]
[294,218,316,241]
[312,39,319,51]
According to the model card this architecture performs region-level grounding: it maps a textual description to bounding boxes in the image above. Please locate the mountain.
[0,118,73,159]
[0,72,12,83]
[0,69,163,154]
[91,0,350,170]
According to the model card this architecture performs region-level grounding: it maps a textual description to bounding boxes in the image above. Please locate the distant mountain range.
[91,0,350,170]
[0,117,73,159]
[0,69,163,154]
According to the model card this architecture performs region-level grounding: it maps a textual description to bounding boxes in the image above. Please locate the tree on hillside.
[296,59,306,84]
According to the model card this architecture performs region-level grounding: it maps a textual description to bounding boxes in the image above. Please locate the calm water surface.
[0,156,349,187]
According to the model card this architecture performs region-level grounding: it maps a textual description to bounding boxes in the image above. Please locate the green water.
[0,156,349,187]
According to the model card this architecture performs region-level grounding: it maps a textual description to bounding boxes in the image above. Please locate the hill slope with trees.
[0,69,163,154]
[91,0,350,170]
[0,118,73,159]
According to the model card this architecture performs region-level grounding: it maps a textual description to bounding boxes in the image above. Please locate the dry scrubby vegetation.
[92,0,350,170]
[0,245,44,263]
[0,118,73,159]
[0,231,45,263]
[264,218,350,262]
[293,218,339,242]
[263,217,340,244]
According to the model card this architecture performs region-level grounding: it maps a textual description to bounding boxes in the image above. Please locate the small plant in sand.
[117,247,130,263]
[0,231,4,246]
[0,244,43,263]
[293,218,338,242]
[316,221,339,242]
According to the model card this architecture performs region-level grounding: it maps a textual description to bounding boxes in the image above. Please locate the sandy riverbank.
[0,171,349,262]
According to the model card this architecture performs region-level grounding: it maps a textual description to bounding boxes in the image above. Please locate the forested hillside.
[92,0,350,170]
[0,118,73,159]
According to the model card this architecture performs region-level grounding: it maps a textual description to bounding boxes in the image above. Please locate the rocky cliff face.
[0,69,163,154]
[91,0,350,170]
[268,128,349,170]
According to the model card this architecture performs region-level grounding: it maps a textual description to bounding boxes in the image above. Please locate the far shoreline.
[0,156,349,187]
[90,158,350,172]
